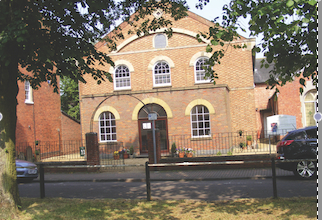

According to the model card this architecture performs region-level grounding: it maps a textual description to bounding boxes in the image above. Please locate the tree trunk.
[0,43,21,209]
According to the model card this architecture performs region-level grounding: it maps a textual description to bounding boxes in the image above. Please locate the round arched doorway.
[138,103,169,154]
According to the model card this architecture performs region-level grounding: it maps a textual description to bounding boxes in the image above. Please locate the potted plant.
[239,142,246,150]
[171,143,177,157]
[113,151,120,160]
[129,146,134,159]
[178,148,185,158]
[120,148,129,159]
[238,130,243,136]
[246,135,252,146]
[35,140,39,146]
[185,148,194,157]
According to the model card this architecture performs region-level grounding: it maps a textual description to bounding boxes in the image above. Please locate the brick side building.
[79,11,257,155]
[16,67,62,145]
[254,58,317,137]
[16,67,82,156]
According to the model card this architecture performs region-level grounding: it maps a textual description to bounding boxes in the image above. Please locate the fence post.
[271,157,278,199]
[145,161,151,201]
[39,163,45,199]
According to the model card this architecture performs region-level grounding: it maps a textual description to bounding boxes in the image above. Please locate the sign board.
[148,113,157,121]
[143,123,152,129]
[79,147,85,157]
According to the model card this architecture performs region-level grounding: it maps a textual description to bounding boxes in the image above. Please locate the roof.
[253,58,274,84]
[61,111,80,124]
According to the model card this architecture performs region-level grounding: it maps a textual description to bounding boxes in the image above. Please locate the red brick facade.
[61,111,82,141]
[79,11,257,155]
[16,68,62,145]
[254,78,316,137]
[16,68,82,149]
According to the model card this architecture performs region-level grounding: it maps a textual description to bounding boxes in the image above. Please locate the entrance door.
[138,104,168,154]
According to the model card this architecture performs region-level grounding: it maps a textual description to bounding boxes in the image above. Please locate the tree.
[0,0,188,210]
[61,76,80,121]
[198,0,317,93]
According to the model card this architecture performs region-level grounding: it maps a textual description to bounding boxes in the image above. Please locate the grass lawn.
[2,197,316,220]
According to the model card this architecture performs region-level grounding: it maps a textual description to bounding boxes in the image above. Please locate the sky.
[185,0,265,58]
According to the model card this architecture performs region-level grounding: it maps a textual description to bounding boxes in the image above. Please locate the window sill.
[191,135,212,141]
[99,141,118,145]
[153,85,172,89]
[25,101,34,105]
[194,81,212,85]
[114,88,132,91]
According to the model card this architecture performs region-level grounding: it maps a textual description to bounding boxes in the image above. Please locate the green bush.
[171,143,177,154]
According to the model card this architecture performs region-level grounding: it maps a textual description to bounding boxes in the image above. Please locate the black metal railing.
[16,140,85,162]
[166,130,290,158]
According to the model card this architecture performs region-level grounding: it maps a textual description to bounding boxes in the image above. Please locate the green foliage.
[246,135,252,141]
[61,76,80,121]
[129,146,134,155]
[0,0,188,92]
[197,0,317,93]
[171,142,177,154]
[216,151,222,156]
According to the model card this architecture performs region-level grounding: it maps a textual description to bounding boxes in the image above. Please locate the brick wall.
[79,10,257,154]
[61,111,82,141]
[16,67,62,145]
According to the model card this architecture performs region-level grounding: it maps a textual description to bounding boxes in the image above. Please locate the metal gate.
[99,142,125,170]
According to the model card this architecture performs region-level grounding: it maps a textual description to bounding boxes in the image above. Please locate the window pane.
[191,105,211,137]
[114,65,130,89]
[99,111,117,142]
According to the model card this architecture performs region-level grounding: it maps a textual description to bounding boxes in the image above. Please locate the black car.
[276,126,317,179]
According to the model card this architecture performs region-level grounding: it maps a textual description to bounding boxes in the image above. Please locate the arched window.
[195,57,210,83]
[99,112,117,142]
[153,61,171,86]
[154,34,167,48]
[304,90,317,126]
[191,105,211,137]
[114,65,131,90]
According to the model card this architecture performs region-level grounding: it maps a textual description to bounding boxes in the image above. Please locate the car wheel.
[293,160,316,179]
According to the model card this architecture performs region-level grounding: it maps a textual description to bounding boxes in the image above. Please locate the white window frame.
[114,65,131,90]
[24,81,34,104]
[99,112,117,142]
[153,61,171,87]
[190,105,211,138]
[194,57,211,83]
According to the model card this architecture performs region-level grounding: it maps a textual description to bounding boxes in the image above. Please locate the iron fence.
[99,142,125,169]
[166,130,290,158]
[16,140,85,162]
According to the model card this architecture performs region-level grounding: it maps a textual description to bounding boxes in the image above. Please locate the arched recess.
[132,97,173,120]
[189,52,212,66]
[113,28,210,52]
[109,59,134,73]
[185,99,215,116]
[93,105,120,121]
[148,55,175,70]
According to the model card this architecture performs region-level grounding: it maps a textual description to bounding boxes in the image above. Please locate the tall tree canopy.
[0,0,187,210]
[61,76,80,121]
[198,0,317,93]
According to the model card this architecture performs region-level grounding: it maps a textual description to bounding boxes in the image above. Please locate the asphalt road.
[18,176,317,201]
